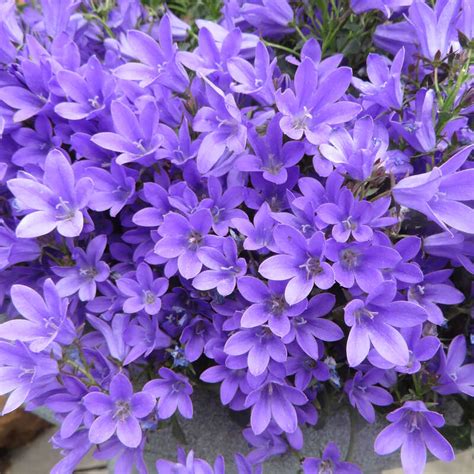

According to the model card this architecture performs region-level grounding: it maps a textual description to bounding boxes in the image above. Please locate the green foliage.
[143,0,222,21]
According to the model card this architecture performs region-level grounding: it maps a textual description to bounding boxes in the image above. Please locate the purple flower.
[53,235,110,301]
[0,220,40,270]
[224,327,287,376]
[7,150,93,238]
[228,41,276,105]
[319,115,388,181]
[180,316,217,362]
[154,209,217,279]
[0,278,76,353]
[232,202,278,252]
[84,373,155,448]
[303,442,362,474]
[123,313,171,365]
[391,89,436,153]
[156,448,224,474]
[369,325,440,373]
[114,15,188,92]
[54,56,113,120]
[259,226,335,305]
[407,270,464,324]
[275,59,361,145]
[144,367,193,419]
[325,240,401,293]
[344,369,393,423]
[317,189,395,243]
[91,100,162,165]
[352,48,405,109]
[116,262,168,315]
[193,81,247,174]
[285,346,330,390]
[374,401,454,474]
[0,341,57,414]
[344,281,427,367]
[193,237,247,296]
[237,115,305,184]
[435,335,474,396]
[351,0,412,17]
[240,0,294,38]
[200,360,254,407]
[178,26,241,80]
[393,145,474,234]
[282,293,343,359]
[86,161,136,217]
[245,377,307,434]
[46,376,94,439]
[407,0,461,61]
[238,276,307,337]
[204,176,247,236]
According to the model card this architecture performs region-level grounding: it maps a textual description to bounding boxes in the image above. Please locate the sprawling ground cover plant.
[0,0,473,473]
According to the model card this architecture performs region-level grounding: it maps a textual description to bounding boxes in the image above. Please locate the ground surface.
[4,427,473,473]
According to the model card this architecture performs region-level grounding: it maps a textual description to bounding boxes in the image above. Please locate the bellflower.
[245,377,308,434]
[319,115,388,181]
[84,373,155,448]
[393,145,474,234]
[232,202,278,252]
[155,209,217,279]
[317,188,395,242]
[86,161,136,217]
[114,15,188,92]
[91,100,162,165]
[53,235,110,301]
[54,56,114,120]
[116,262,168,315]
[224,327,287,376]
[391,89,436,153]
[435,335,474,396]
[303,442,362,474]
[240,0,294,37]
[156,448,224,474]
[0,341,58,414]
[0,278,76,353]
[276,59,361,145]
[144,367,193,419]
[407,270,464,324]
[237,114,305,184]
[8,149,93,238]
[193,81,247,174]
[344,369,393,423]
[238,276,307,337]
[368,325,440,373]
[193,237,247,296]
[259,226,335,305]
[228,41,276,105]
[282,293,343,359]
[352,48,405,109]
[374,401,454,474]
[344,281,427,366]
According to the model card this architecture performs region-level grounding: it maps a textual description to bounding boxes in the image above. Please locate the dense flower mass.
[0,0,473,473]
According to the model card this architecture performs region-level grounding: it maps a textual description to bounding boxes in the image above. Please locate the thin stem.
[292,22,307,42]
[263,40,299,57]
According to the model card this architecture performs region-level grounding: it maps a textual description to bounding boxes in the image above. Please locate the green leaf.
[440,422,472,451]
[171,416,187,444]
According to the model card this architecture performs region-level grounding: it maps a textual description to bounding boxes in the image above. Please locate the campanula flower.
[374,401,454,474]
[8,149,93,238]
[259,226,334,304]
[84,373,155,448]
[144,367,193,419]
[53,235,110,301]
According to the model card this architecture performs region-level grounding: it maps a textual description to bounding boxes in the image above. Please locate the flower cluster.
[0,1,473,473]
